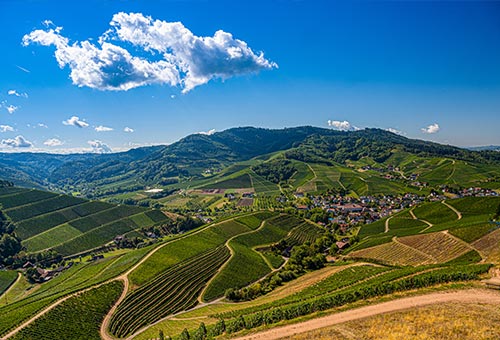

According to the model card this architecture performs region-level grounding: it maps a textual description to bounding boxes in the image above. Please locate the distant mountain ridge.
[467,145,500,152]
[1,126,499,195]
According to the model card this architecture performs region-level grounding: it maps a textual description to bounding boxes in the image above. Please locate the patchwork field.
[354,196,500,255]
[0,187,170,256]
[349,232,471,266]
[0,187,498,340]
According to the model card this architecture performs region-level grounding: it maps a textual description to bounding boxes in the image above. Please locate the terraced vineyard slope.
[0,187,170,256]
[109,246,230,337]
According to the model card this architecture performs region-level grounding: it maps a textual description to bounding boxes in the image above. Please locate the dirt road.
[234,289,500,340]
[442,200,462,220]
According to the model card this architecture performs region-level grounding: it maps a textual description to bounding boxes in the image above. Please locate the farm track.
[1,218,230,340]
[442,200,462,220]
[198,221,267,303]
[409,207,434,233]
[0,273,21,302]
[384,216,393,233]
[234,289,500,340]
[301,163,318,192]
[129,263,372,339]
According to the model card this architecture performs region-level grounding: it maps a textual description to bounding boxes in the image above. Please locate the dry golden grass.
[281,303,500,340]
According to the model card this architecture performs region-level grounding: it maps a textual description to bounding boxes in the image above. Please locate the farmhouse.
[336,240,350,251]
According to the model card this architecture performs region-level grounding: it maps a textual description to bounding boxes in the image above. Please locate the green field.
[0,187,170,256]
[0,247,151,337]
[0,271,18,296]
[129,220,252,287]
[412,201,458,225]
[11,281,123,340]
[200,173,252,189]
[15,201,114,239]
[202,214,305,301]
[110,245,230,337]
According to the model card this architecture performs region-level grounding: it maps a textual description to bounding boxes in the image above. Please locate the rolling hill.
[0,190,498,339]
[1,127,499,199]
[0,186,171,257]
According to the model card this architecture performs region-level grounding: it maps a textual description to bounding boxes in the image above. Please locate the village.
[293,186,499,235]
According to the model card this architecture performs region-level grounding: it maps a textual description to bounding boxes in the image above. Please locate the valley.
[0,127,499,340]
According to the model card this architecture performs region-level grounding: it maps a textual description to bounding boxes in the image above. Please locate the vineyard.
[0,189,57,209]
[449,223,498,243]
[447,196,500,217]
[265,265,391,308]
[349,231,472,266]
[202,214,307,300]
[202,239,271,301]
[412,201,458,225]
[0,271,17,296]
[388,217,427,231]
[397,232,471,262]
[4,195,85,221]
[15,201,113,239]
[110,245,230,337]
[472,228,500,261]
[0,248,150,337]
[284,222,325,246]
[211,264,491,336]
[0,187,170,256]
[11,281,123,340]
[128,220,251,287]
[348,241,433,266]
[200,173,252,189]
[235,214,265,229]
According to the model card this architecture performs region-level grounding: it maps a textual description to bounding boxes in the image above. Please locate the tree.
[179,328,190,340]
[159,330,165,340]
[0,234,22,261]
[192,322,207,340]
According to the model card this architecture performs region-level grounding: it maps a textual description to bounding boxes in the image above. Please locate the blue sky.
[1,0,499,153]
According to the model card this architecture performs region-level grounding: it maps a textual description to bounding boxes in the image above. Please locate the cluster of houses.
[22,261,73,283]
[442,186,499,198]
[298,193,427,232]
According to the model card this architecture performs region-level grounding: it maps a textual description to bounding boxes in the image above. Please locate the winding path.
[384,216,393,233]
[409,207,434,233]
[99,238,174,340]
[0,272,21,304]
[234,289,500,340]
[2,217,231,340]
[442,200,462,220]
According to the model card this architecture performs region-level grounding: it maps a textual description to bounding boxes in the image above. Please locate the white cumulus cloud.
[37,123,48,128]
[421,123,440,134]
[196,129,216,135]
[88,140,112,153]
[386,127,405,135]
[123,127,134,133]
[95,125,113,132]
[0,125,14,132]
[22,12,277,93]
[1,135,33,148]
[63,116,89,128]
[8,90,28,98]
[6,105,18,114]
[327,120,359,131]
[43,138,64,146]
